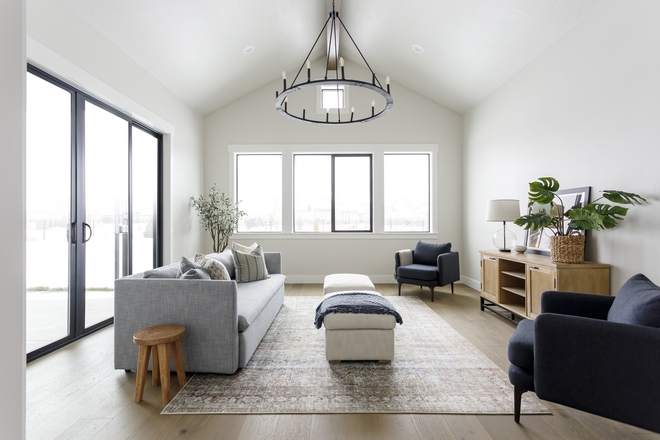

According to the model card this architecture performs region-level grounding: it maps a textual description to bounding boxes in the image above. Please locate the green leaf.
[601,190,647,205]
[527,177,560,206]
[514,212,554,231]
[591,203,629,229]
[566,207,604,231]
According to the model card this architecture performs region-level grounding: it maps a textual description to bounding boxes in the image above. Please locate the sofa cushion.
[194,253,230,280]
[413,241,451,266]
[208,250,236,279]
[608,273,660,328]
[398,263,438,281]
[237,274,286,332]
[143,264,179,279]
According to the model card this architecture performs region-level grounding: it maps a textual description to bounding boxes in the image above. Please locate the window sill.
[234,232,438,240]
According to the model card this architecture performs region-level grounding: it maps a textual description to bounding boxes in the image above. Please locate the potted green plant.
[514,177,647,262]
[191,184,246,253]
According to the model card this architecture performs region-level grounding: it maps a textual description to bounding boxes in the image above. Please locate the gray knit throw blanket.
[314,292,403,329]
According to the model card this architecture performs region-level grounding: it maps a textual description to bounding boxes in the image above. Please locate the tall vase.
[550,234,585,263]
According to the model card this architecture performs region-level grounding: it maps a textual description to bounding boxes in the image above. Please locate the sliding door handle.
[83,222,93,243]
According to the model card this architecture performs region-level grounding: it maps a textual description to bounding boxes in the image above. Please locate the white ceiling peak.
[62,0,603,115]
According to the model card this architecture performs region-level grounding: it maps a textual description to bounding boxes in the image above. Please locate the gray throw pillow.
[607,273,660,328]
[179,268,211,280]
[178,256,199,278]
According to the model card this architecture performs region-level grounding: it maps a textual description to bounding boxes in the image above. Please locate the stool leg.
[135,345,150,403]
[157,343,171,404]
[151,346,160,387]
[170,340,187,386]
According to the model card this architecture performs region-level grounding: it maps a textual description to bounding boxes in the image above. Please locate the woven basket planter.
[550,234,585,263]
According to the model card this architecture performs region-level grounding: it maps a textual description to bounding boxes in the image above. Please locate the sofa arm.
[114,278,240,374]
[437,251,460,286]
[535,313,660,433]
[264,252,282,275]
[541,290,614,319]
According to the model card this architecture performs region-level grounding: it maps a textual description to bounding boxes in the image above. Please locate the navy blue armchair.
[507,274,660,433]
[395,241,460,302]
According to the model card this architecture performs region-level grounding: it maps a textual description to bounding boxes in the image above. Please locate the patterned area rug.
[162,296,548,415]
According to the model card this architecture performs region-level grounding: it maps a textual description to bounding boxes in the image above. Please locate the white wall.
[204,60,464,282]
[0,1,26,437]
[27,0,205,262]
[464,0,660,292]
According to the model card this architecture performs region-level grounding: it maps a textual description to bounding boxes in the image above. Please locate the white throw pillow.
[194,253,230,280]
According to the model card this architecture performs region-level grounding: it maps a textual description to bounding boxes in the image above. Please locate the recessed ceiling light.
[412,44,424,54]
[242,45,255,55]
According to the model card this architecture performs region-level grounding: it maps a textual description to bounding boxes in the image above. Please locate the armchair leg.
[514,386,526,423]
[451,282,454,294]
[430,286,435,302]
[398,283,402,296]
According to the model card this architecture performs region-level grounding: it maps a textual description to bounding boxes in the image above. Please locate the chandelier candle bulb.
[386,76,390,93]
[340,57,345,79]
[303,109,306,120]
[306,60,310,82]
[350,107,354,122]
[372,99,375,116]
[282,71,286,90]
[326,108,329,122]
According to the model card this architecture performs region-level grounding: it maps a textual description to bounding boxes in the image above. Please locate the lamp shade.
[486,199,520,222]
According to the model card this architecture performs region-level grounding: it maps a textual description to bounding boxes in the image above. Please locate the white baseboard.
[461,275,480,291]
[285,274,469,286]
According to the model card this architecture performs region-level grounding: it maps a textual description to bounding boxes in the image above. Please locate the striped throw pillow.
[232,245,269,283]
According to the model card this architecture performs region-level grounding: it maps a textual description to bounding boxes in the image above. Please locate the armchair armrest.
[541,290,614,320]
[437,251,460,286]
[535,313,660,433]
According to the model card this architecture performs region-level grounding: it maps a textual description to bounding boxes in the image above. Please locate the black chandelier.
[275,2,393,125]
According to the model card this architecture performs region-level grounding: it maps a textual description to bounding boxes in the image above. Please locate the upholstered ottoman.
[323,303,397,363]
[317,274,401,363]
[323,273,375,295]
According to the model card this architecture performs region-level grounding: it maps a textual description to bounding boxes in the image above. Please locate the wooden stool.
[133,324,186,404]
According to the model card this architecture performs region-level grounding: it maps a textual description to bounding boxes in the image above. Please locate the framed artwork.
[524,186,591,256]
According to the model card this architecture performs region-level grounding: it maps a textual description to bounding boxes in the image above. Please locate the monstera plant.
[514,177,647,235]
[191,184,246,252]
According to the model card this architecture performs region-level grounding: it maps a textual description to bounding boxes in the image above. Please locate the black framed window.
[294,154,373,232]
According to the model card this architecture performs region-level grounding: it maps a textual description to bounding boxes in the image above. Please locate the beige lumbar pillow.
[194,253,230,280]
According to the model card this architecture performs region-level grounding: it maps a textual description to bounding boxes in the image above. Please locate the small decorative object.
[515,177,647,263]
[486,199,521,252]
[513,245,527,253]
[191,184,246,253]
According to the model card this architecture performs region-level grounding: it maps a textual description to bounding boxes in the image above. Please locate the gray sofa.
[114,251,285,374]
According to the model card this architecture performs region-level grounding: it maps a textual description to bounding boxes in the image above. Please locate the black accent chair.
[395,241,460,302]
[507,273,660,434]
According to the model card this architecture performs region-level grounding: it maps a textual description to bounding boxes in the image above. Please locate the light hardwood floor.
[27,284,660,440]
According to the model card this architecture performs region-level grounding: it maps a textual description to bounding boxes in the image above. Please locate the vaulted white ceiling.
[62,0,603,116]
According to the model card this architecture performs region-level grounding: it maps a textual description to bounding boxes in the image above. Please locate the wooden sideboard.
[479,250,610,321]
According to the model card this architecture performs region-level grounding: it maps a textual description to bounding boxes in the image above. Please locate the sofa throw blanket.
[314,292,403,329]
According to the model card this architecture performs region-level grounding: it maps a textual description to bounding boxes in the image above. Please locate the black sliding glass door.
[26,66,162,361]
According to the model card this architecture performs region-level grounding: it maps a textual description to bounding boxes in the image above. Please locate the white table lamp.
[486,199,520,252]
